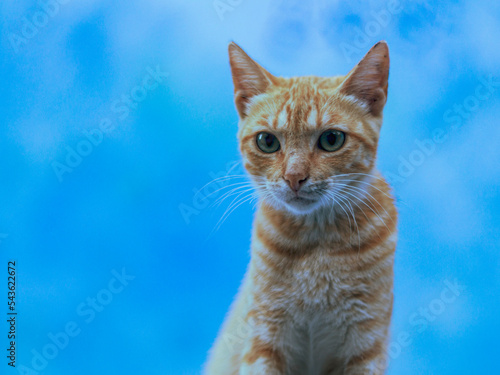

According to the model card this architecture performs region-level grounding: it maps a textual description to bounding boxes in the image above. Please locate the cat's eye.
[318,130,345,152]
[256,132,280,153]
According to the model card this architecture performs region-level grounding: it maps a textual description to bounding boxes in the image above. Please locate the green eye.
[256,132,280,153]
[318,130,345,152]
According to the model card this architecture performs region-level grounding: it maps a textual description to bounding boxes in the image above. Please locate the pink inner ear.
[339,42,390,116]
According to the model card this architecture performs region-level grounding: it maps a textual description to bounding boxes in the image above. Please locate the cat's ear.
[228,42,275,118]
[338,41,390,117]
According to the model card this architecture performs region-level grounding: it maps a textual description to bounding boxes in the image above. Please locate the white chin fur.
[267,196,323,215]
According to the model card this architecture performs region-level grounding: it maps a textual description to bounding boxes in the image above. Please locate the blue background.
[1,0,499,374]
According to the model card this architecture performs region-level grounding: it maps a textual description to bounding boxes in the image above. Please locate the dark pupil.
[326,132,336,145]
[265,134,274,147]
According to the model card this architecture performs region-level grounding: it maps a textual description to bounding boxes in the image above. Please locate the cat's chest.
[272,253,372,374]
[281,313,349,375]
[274,251,360,310]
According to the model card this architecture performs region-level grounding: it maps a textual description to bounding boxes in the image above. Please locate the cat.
[205,40,397,375]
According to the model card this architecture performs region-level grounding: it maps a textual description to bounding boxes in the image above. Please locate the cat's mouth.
[288,196,315,203]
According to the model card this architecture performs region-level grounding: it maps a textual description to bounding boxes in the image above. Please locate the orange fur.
[205,41,397,375]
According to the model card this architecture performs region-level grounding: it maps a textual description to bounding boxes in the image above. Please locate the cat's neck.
[254,200,352,252]
[253,176,396,256]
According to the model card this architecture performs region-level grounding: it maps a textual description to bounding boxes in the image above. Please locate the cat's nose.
[283,173,309,192]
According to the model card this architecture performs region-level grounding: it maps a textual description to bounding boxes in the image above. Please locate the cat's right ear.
[228,42,275,119]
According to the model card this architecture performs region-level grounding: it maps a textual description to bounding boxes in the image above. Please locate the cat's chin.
[281,196,322,215]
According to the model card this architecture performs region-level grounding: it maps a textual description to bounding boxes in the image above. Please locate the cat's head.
[228,42,389,215]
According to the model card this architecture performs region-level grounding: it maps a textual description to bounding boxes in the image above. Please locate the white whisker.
[211,185,255,207]
[194,174,249,199]
[213,193,255,233]
[334,183,394,230]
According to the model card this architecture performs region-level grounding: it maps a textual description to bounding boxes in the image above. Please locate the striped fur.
[205,41,397,375]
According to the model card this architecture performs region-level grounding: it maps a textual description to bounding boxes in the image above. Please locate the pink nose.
[283,173,309,192]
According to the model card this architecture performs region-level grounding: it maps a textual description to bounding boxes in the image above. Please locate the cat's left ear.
[228,42,276,119]
[338,41,390,117]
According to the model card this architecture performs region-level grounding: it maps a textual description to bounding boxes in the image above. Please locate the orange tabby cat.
[205,41,397,375]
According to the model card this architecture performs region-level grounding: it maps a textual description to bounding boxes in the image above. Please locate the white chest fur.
[251,251,379,375]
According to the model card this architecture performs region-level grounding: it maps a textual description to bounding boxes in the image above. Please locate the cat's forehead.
[254,85,347,132]
[268,97,334,130]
